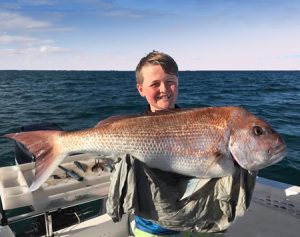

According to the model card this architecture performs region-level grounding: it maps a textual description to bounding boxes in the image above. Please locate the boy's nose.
[159,82,167,92]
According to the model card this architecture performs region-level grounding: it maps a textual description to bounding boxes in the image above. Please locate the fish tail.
[4,130,66,191]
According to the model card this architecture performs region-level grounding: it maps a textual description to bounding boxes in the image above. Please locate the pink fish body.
[4,107,286,191]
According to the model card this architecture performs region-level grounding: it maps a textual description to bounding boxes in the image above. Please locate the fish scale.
[59,109,233,176]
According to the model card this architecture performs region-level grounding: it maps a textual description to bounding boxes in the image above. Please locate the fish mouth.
[253,144,286,170]
[229,143,287,171]
[269,144,286,163]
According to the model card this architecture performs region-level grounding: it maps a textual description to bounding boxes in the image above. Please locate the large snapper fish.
[4,107,286,191]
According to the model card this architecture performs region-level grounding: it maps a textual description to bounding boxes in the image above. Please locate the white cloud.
[0,45,66,57]
[103,9,143,18]
[0,10,68,62]
[0,11,50,30]
[8,45,66,57]
[17,0,55,6]
[0,34,53,45]
[38,45,65,54]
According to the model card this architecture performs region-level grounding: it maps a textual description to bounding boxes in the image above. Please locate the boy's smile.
[137,65,178,112]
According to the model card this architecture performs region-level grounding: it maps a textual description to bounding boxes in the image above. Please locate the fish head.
[228,108,286,171]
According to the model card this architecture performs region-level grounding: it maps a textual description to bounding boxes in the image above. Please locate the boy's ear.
[137,84,144,97]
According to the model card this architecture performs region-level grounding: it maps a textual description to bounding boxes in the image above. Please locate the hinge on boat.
[44,212,53,237]
[0,196,8,226]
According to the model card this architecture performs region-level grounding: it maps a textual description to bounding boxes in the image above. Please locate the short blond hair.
[135,51,178,84]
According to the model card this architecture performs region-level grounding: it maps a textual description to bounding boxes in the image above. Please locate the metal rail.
[6,195,108,224]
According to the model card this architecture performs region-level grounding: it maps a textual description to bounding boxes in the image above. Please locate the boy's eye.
[150,82,160,87]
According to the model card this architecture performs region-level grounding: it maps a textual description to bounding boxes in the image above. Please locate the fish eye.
[253,126,264,136]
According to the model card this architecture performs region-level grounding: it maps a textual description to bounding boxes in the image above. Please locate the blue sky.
[0,0,300,70]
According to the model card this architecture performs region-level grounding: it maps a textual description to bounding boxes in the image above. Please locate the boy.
[107,51,255,237]
[134,51,183,236]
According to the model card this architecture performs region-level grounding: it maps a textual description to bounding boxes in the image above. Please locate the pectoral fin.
[180,177,211,200]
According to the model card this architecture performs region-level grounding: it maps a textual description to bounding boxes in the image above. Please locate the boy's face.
[137,64,178,112]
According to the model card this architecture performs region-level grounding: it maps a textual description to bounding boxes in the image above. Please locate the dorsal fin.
[144,108,192,116]
[94,108,192,127]
[95,115,140,127]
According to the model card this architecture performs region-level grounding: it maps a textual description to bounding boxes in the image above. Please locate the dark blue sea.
[0,70,299,186]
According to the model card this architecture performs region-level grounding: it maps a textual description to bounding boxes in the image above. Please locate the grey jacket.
[106,154,257,233]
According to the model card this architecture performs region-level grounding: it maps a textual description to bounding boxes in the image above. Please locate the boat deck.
[55,176,300,237]
[53,199,300,237]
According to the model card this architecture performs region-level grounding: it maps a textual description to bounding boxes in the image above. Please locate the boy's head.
[136,51,178,85]
[136,51,179,112]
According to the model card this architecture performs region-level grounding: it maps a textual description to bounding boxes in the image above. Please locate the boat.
[1,153,299,237]
[0,124,299,236]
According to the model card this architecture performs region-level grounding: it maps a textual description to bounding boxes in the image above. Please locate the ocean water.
[0,70,299,186]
